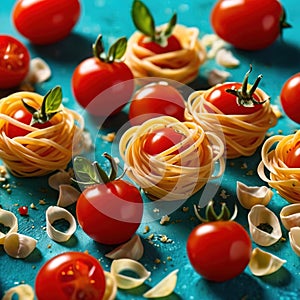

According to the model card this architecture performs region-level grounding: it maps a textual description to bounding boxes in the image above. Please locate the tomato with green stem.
[35,251,106,300]
[5,86,62,138]
[129,81,186,126]
[205,65,267,115]
[0,35,30,89]
[280,73,300,124]
[72,35,134,117]
[74,153,143,245]
[211,0,291,50]
[187,201,252,282]
[131,0,182,54]
[12,0,80,45]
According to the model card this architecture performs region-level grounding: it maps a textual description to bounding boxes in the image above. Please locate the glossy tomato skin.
[211,0,284,50]
[138,34,182,54]
[35,251,106,300]
[187,221,252,282]
[72,57,134,117]
[286,142,300,168]
[205,82,263,115]
[280,73,300,124]
[129,82,185,126]
[76,180,143,245]
[0,35,30,89]
[12,0,80,45]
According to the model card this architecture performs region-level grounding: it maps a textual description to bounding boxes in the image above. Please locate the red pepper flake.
[18,206,28,216]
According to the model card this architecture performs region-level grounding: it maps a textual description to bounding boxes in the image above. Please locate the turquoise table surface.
[1,0,300,299]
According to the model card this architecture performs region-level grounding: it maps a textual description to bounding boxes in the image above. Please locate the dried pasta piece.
[125,24,206,84]
[0,208,18,244]
[110,258,151,289]
[119,116,225,201]
[2,284,34,300]
[258,131,300,203]
[280,203,300,231]
[289,227,300,256]
[215,48,240,68]
[103,272,117,300]
[143,269,179,298]
[57,184,81,207]
[48,170,72,191]
[25,57,51,84]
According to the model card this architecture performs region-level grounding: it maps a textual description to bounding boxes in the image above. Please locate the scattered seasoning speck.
[30,203,37,209]
[153,208,160,213]
[167,256,172,261]
[39,200,46,205]
[241,163,248,169]
[160,215,170,225]
[154,258,161,264]
[101,132,116,142]
[182,206,189,212]
[246,170,254,176]
[47,244,52,249]
[147,233,154,240]
[143,225,150,233]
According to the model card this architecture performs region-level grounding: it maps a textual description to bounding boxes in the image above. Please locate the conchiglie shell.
[236,181,273,209]
[248,248,286,276]
[289,227,300,256]
[248,204,282,246]
[4,232,37,259]
[57,184,81,207]
[143,269,179,298]
[46,206,76,242]
[110,258,151,289]
[103,272,117,300]
[2,284,34,300]
[280,203,300,231]
[0,209,18,244]
[48,170,72,191]
[105,234,144,261]
[26,57,51,84]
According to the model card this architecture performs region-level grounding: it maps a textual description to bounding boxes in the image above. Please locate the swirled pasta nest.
[185,86,278,158]
[119,116,225,201]
[125,24,206,84]
[0,91,84,177]
[258,131,300,203]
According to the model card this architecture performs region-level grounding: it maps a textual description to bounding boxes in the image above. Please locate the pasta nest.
[125,24,206,84]
[119,116,225,201]
[258,131,300,203]
[0,91,84,177]
[185,86,278,158]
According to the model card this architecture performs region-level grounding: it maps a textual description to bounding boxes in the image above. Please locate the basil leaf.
[44,86,62,114]
[107,37,127,61]
[164,13,177,38]
[73,156,100,184]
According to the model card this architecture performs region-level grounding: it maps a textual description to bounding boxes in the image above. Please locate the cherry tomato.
[187,220,252,282]
[72,35,134,117]
[129,82,186,126]
[280,73,300,124]
[35,251,106,300]
[0,35,30,89]
[18,205,28,216]
[12,0,81,45]
[286,142,300,168]
[142,127,186,155]
[211,0,290,50]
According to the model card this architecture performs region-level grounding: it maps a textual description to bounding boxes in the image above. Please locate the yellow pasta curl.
[258,131,300,203]
[125,24,206,84]
[0,91,84,177]
[119,116,225,201]
[185,86,277,158]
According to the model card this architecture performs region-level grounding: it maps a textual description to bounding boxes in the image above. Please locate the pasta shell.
[236,181,273,209]
[280,203,300,231]
[48,170,72,191]
[3,232,37,259]
[289,227,300,256]
[105,234,144,260]
[103,272,117,300]
[215,48,240,68]
[248,248,286,276]
[110,258,151,289]
[57,184,81,207]
[46,206,77,242]
[143,269,179,298]
[0,209,18,244]
[248,204,282,246]
[26,57,51,84]
[2,284,34,300]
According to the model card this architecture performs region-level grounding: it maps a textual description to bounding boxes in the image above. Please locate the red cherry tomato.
[76,179,143,245]
[129,82,185,126]
[280,73,300,124]
[286,142,300,168]
[35,252,106,300]
[0,35,30,89]
[12,0,81,45]
[142,127,186,155]
[187,220,252,282]
[205,82,263,115]
[211,0,290,50]
[18,205,28,216]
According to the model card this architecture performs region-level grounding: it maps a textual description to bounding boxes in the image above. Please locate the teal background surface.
[1,0,300,299]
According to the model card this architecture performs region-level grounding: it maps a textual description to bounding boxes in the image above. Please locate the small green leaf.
[107,37,127,62]
[22,99,38,115]
[93,34,105,59]
[131,0,155,38]
[163,13,177,38]
[44,86,62,114]
[73,156,100,184]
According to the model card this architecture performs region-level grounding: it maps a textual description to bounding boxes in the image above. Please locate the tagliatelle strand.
[119,116,225,201]
[125,24,206,84]
[185,87,277,158]
[258,131,300,203]
[0,91,84,177]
